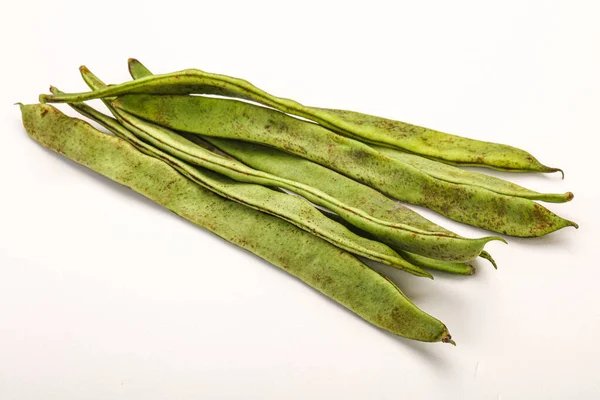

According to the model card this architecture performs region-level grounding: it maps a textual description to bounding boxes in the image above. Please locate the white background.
[1,1,599,399]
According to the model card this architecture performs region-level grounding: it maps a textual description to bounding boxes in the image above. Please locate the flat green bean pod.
[129,61,479,275]
[107,93,576,237]
[192,137,458,235]
[41,59,562,174]
[112,105,502,263]
[310,107,564,175]
[20,103,454,343]
[54,87,431,278]
[319,209,477,275]
[217,140,479,274]
[128,59,573,203]
[127,61,458,237]
[398,252,475,275]
[372,145,573,203]
[118,106,500,261]
[75,65,499,262]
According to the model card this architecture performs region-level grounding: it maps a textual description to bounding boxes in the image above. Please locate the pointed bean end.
[413,269,434,280]
[39,94,49,104]
[441,333,456,346]
[487,236,508,245]
[468,264,476,275]
[479,251,499,269]
[79,65,90,74]
[14,102,24,109]
[568,220,579,229]
[549,167,565,179]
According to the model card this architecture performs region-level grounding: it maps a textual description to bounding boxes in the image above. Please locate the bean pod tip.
[565,192,574,201]
[441,332,456,346]
[551,168,565,180]
[488,236,508,245]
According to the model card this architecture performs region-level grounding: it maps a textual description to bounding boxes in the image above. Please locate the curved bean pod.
[108,93,576,237]
[372,145,573,203]
[20,103,453,343]
[127,60,457,237]
[42,59,561,174]
[56,89,431,278]
[200,138,492,272]
[107,103,501,262]
[398,252,475,275]
[311,107,564,175]
[319,209,477,275]
[112,60,500,262]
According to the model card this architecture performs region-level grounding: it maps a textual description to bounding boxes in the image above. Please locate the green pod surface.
[20,103,453,343]
[199,137,456,236]
[108,93,576,237]
[372,145,573,203]
[129,56,480,276]
[126,61,462,238]
[311,107,564,175]
[85,69,497,263]
[73,80,472,277]
[318,209,477,275]
[111,104,501,262]
[43,60,562,174]
[199,137,501,269]
[397,252,474,275]
[58,87,431,278]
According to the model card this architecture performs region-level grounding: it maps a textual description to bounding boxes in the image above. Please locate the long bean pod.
[127,61,458,237]
[115,111,502,261]
[372,145,572,203]
[43,60,562,174]
[75,66,500,262]
[127,63,479,275]
[54,87,431,278]
[20,102,454,343]
[106,93,576,237]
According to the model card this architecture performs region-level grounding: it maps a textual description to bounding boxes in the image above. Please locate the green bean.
[124,62,565,250]
[195,136,493,271]
[20,103,454,343]
[120,106,500,260]
[41,66,576,236]
[319,210,477,275]
[309,107,564,176]
[52,88,432,278]
[43,59,562,175]
[92,69,488,274]
[114,63,487,274]
[76,66,499,262]
[398,252,475,275]
[67,82,472,277]
[128,61,457,237]
[187,137,454,235]
[108,93,576,237]
[372,145,573,203]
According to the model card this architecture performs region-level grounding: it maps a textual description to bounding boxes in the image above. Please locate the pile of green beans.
[18,59,577,344]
